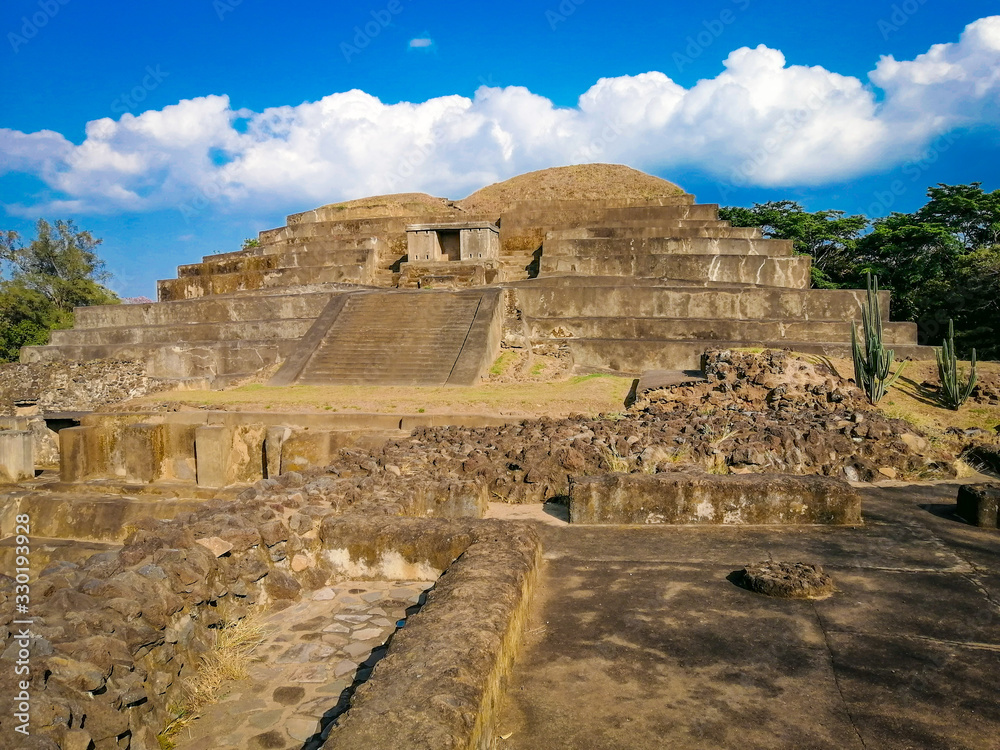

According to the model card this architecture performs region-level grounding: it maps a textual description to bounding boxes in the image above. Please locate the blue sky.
[2,0,999,297]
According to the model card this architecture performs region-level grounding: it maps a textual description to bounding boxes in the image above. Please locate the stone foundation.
[568,472,863,525]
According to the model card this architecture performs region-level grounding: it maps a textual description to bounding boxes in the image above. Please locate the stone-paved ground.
[172,580,432,750]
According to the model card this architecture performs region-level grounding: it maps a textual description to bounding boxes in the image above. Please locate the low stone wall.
[0,359,169,416]
[568,472,863,525]
[0,477,539,750]
[57,411,519,487]
[324,518,541,750]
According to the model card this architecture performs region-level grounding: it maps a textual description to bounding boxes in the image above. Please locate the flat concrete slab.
[497,483,1000,750]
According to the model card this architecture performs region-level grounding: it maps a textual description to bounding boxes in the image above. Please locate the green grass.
[570,373,618,384]
[489,351,519,377]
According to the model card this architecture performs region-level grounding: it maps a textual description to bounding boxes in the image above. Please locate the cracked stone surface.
[496,484,1000,750]
[172,580,432,750]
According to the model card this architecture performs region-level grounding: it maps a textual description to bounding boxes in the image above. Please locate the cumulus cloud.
[2,16,999,216]
[409,37,434,49]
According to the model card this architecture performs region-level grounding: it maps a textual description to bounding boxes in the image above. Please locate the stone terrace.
[497,484,1000,750]
[19,166,931,386]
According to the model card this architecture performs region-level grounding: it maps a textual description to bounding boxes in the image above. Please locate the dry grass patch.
[159,612,271,749]
[822,357,1000,434]
[457,164,686,215]
[127,374,633,420]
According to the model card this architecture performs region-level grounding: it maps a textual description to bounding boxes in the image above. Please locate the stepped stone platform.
[21,165,933,386]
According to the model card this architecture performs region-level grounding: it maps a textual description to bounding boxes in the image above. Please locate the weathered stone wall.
[326,518,540,750]
[568,472,863,525]
[0,469,533,750]
[0,360,170,416]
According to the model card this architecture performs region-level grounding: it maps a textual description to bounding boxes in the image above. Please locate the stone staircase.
[288,290,502,386]
[486,201,935,372]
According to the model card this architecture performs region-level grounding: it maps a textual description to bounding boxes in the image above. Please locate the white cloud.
[409,37,434,49]
[2,16,998,217]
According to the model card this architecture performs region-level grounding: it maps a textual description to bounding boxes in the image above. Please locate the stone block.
[265,426,292,478]
[123,423,167,484]
[956,484,1000,529]
[195,425,231,488]
[281,430,331,473]
[0,430,34,483]
[60,426,96,482]
[568,472,862,525]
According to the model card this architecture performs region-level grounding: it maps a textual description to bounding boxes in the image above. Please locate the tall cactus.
[936,319,977,410]
[851,273,906,405]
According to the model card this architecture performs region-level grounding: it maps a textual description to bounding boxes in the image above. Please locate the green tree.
[720,201,869,287]
[722,184,1000,359]
[0,219,119,362]
[855,185,1000,356]
[915,183,1000,250]
[1,219,118,310]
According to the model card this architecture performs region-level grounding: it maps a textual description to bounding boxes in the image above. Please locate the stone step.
[256,236,380,253]
[543,237,793,256]
[260,216,422,243]
[72,291,338,330]
[0,536,119,570]
[179,253,282,277]
[511,281,890,322]
[507,196,696,210]
[21,339,298,379]
[296,292,486,386]
[546,225,764,240]
[49,318,314,347]
[527,316,919,346]
[563,338,936,373]
[502,204,719,231]
[181,246,375,277]
[158,265,373,302]
[539,254,812,289]
[198,248,249,263]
